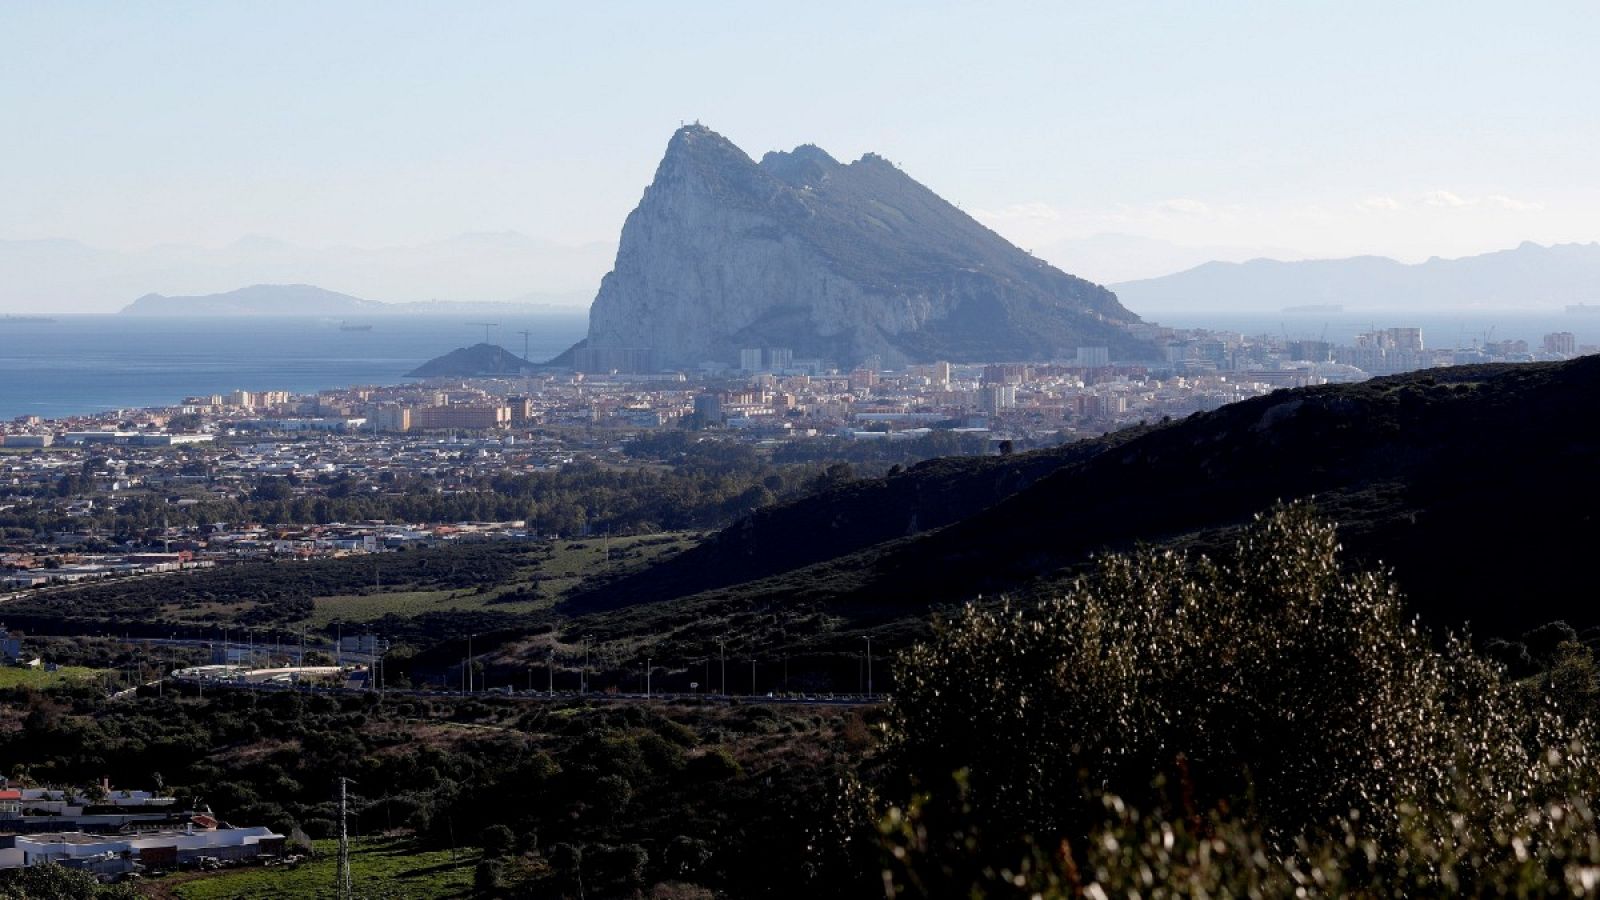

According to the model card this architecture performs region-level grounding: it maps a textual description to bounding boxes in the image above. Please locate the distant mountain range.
[0,232,609,314]
[1112,241,1600,314]
[576,125,1154,368]
[119,284,583,317]
[1025,233,1303,285]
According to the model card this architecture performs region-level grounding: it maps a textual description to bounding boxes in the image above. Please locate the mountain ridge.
[122,284,381,316]
[1113,240,1600,313]
[120,283,587,316]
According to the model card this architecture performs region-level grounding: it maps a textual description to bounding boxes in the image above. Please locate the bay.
[0,314,588,420]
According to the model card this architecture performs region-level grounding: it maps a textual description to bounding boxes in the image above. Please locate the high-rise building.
[1076,347,1111,367]
[983,384,1016,413]
[1544,332,1577,355]
[410,405,510,430]
[506,395,534,424]
[739,348,764,372]
[370,405,411,432]
[572,347,658,374]
[765,347,794,370]
[1287,340,1333,362]
[1385,328,1424,352]
[692,393,724,426]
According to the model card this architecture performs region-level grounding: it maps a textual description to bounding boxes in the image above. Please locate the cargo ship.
[339,321,373,331]
[0,314,56,323]
[1566,303,1600,314]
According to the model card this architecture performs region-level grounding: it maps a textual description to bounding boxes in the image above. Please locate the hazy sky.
[3,1,1597,265]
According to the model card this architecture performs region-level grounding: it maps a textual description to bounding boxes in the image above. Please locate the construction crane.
[517,329,532,360]
[466,322,498,345]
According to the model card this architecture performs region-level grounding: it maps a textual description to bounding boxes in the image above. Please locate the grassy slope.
[0,665,103,688]
[151,839,477,900]
[3,534,696,635]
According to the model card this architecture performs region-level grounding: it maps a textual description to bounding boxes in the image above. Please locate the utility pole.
[467,634,474,694]
[336,777,354,900]
[751,658,756,696]
[865,636,873,699]
[548,648,554,697]
[646,657,651,699]
[719,638,726,697]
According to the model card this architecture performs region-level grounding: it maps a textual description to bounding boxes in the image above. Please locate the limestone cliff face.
[581,126,1150,369]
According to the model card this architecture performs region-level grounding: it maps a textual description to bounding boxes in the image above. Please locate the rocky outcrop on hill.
[578,126,1152,369]
[407,343,533,378]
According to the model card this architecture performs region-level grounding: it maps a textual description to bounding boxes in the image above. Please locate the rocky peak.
[576,126,1153,370]
[760,144,841,188]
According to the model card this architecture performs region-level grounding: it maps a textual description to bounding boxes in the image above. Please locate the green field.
[306,533,695,627]
[160,839,479,900]
[307,588,541,628]
[0,665,103,688]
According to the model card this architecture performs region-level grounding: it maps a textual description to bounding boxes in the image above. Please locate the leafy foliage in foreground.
[0,863,138,899]
[877,504,1600,896]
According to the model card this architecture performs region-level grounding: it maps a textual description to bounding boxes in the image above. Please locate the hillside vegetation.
[571,357,1600,646]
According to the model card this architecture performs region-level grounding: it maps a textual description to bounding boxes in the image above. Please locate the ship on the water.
[0,314,56,323]
[339,321,373,331]
[1566,303,1600,314]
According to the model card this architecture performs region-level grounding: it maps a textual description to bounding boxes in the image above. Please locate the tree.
[880,503,1600,896]
[479,823,515,859]
[546,843,583,898]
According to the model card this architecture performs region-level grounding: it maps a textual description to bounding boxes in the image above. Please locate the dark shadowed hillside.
[567,425,1156,612]
[565,357,1600,639]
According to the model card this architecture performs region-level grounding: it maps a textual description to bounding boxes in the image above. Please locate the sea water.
[2,310,1594,421]
[0,314,588,420]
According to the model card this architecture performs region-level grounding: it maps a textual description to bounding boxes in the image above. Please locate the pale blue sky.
[3,1,1596,265]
